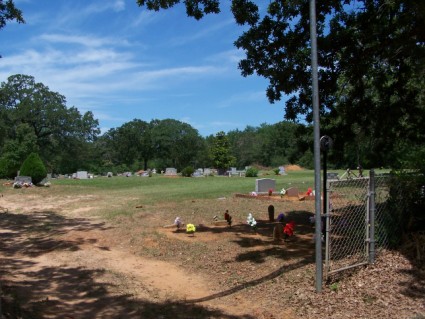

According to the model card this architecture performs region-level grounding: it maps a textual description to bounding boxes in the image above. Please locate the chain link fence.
[324,172,406,278]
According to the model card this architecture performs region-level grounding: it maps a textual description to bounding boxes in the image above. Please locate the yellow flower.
[186,223,196,233]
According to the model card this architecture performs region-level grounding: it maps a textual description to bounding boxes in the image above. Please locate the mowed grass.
[49,170,316,204]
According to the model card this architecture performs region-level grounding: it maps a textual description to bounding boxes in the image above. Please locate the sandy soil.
[0,191,423,319]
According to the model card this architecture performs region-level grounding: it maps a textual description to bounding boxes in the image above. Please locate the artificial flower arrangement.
[280,188,286,198]
[186,223,196,235]
[283,220,296,240]
[247,213,257,231]
[277,213,285,223]
[224,210,232,227]
[174,217,183,230]
[268,188,273,196]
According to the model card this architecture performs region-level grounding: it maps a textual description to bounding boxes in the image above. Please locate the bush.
[273,168,280,175]
[19,153,47,185]
[181,166,195,177]
[245,167,259,177]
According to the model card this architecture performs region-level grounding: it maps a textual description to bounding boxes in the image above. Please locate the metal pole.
[369,169,376,263]
[309,0,322,292]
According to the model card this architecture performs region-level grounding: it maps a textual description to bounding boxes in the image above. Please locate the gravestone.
[327,172,339,180]
[14,176,32,183]
[268,205,275,222]
[286,187,299,198]
[76,171,88,179]
[165,168,177,176]
[107,172,113,177]
[279,166,287,175]
[203,168,211,176]
[255,178,276,193]
[192,171,202,177]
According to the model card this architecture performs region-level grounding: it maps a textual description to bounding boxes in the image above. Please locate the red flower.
[283,221,295,237]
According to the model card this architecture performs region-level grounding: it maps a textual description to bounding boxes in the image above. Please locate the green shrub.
[19,153,47,185]
[273,168,280,175]
[181,166,195,177]
[245,167,259,177]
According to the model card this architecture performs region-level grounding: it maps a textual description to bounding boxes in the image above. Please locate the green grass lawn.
[48,170,316,204]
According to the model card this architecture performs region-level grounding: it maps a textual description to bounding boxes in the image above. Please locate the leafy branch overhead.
[137,0,425,168]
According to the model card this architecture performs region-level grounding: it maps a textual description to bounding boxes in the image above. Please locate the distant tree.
[150,119,203,170]
[0,74,100,173]
[210,131,236,174]
[0,123,38,178]
[227,126,261,168]
[19,152,47,184]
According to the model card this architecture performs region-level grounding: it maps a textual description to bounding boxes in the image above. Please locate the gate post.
[369,169,376,263]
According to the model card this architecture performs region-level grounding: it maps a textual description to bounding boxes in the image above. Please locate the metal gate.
[324,171,397,278]
[324,176,370,277]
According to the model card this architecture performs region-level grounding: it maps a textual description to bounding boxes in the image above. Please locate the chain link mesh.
[325,173,415,278]
[326,177,370,276]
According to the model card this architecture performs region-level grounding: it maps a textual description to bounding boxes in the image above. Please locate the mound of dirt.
[284,164,304,171]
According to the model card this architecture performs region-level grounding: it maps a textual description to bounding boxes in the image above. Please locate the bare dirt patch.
[0,191,424,319]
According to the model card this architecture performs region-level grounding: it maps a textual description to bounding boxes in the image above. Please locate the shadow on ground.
[0,210,257,319]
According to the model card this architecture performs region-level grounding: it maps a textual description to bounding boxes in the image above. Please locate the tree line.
[1,72,424,176]
[0,74,313,176]
[1,0,424,175]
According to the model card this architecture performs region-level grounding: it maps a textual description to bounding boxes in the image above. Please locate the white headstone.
[165,168,177,175]
[76,171,88,179]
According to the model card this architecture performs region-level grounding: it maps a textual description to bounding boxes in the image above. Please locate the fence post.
[369,169,376,263]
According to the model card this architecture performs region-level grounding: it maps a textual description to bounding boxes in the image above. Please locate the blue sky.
[0,0,285,136]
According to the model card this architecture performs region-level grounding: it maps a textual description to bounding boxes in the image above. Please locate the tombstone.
[273,224,284,241]
[279,166,287,175]
[286,187,299,198]
[255,178,276,193]
[268,205,275,222]
[152,168,157,174]
[107,172,113,178]
[76,171,88,179]
[72,173,77,179]
[165,168,177,176]
[192,171,202,177]
[14,176,32,183]
[203,168,211,176]
[327,172,339,180]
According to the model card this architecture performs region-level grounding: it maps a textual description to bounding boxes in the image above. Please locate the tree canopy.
[136,0,425,168]
[0,0,23,30]
[0,74,100,175]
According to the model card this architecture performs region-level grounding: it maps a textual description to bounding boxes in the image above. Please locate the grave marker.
[255,178,276,193]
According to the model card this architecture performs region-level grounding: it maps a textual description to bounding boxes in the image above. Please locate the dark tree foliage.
[0,0,23,29]
[19,152,47,185]
[0,74,100,174]
[0,0,24,57]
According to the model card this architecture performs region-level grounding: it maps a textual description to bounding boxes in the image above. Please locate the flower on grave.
[280,188,286,198]
[247,213,257,230]
[268,188,273,196]
[174,217,183,229]
[224,210,232,227]
[277,213,285,223]
[186,223,196,234]
[283,221,295,239]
